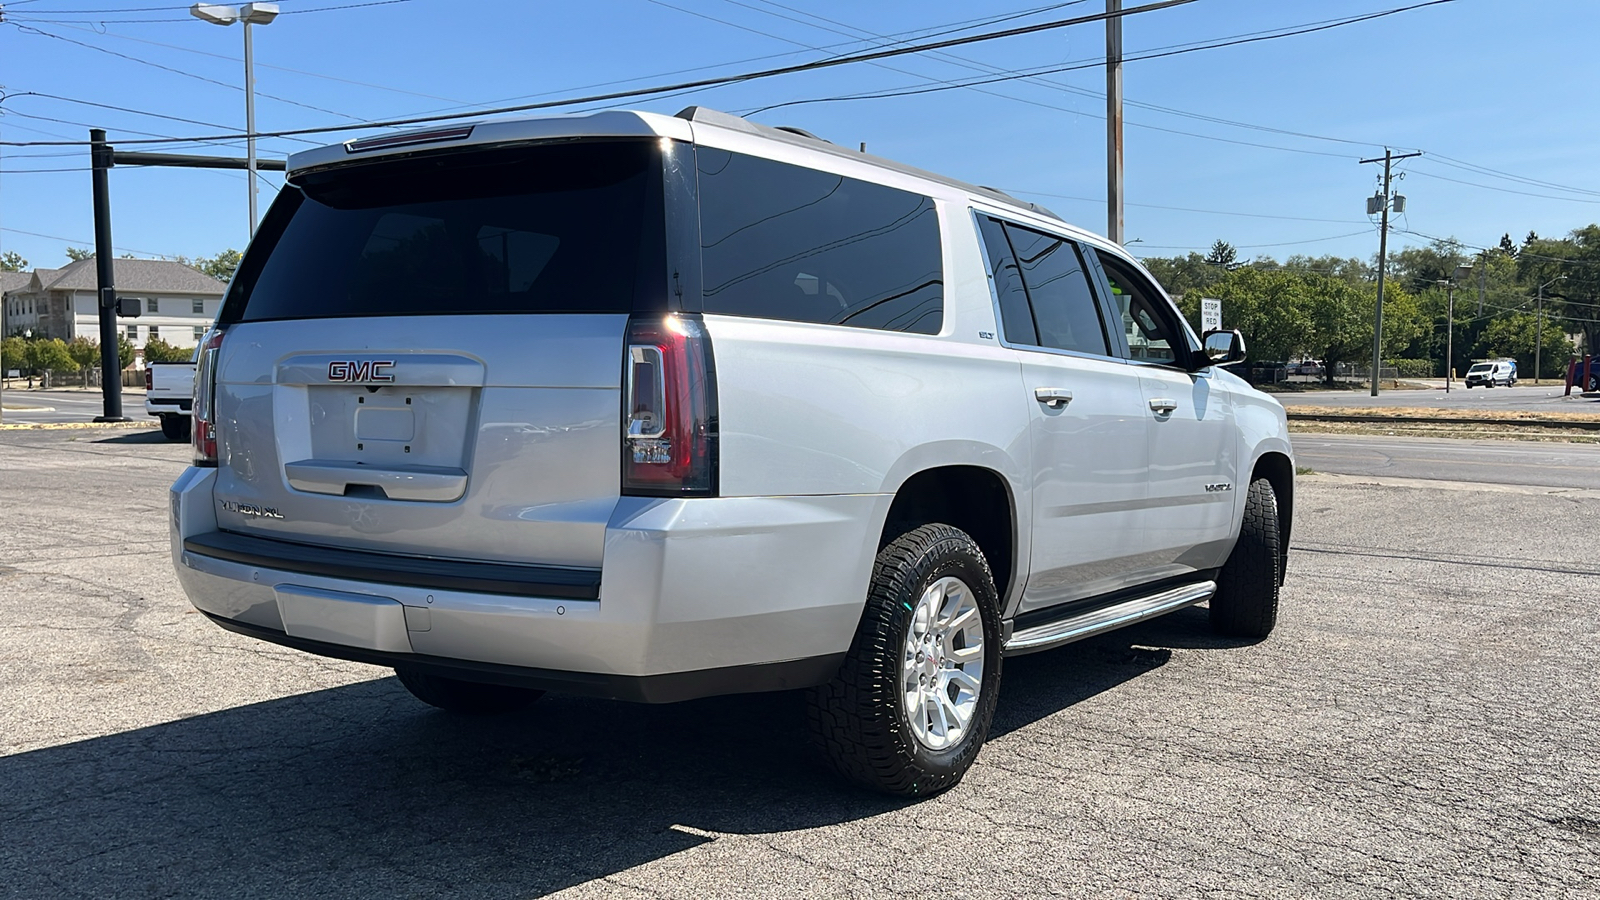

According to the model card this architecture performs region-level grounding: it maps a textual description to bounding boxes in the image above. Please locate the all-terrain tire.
[807,523,1003,797]
[159,414,191,443]
[394,667,544,715]
[1210,477,1282,639]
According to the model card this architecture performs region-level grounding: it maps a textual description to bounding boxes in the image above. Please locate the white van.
[1465,360,1515,388]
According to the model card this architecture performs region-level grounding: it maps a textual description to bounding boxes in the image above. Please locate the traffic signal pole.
[89,129,129,423]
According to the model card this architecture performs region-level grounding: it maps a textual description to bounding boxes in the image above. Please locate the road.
[1,388,149,424]
[1281,381,1600,413]
[1292,433,1600,491]
[0,426,1595,898]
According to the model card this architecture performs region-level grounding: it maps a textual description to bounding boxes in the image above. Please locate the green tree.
[0,250,27,272]
[65,247,94,262]
[1204,240,1239,270]
[1140,251,1225,297]
[116,334,136,370]
[1,336,25,373]
[25,338,79,379]
[141,336,191,363]
[66,337,101,386]
[193,249,242,283]
[1178,266,1309,363]
[1388,238,1466,294]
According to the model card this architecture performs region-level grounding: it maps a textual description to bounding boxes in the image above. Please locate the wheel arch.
[878,464,1022,613]
[1250,450,1294,584]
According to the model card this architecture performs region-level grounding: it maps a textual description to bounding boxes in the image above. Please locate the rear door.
[975,215,1153,612]
[208,139,666,568]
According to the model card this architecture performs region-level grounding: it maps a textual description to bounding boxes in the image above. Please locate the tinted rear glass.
[224,141,660,322]
[696,148,943,334]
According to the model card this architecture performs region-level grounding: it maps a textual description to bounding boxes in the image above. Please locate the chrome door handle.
[1034,387,1073,408]
[1148,398,1178,414]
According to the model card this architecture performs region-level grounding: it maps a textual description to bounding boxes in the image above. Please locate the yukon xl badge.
[219,499,285,519]
[327,360,395,383]
[1204,482,1234,493]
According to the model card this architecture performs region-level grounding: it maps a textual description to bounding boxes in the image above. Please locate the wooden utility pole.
[1359,148,1422,396]
[1106,0,1124,245]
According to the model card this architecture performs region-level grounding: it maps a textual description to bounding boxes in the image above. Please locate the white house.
[2,258,227,352]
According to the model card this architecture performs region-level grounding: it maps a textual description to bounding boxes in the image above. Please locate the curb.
[0,420,151,431]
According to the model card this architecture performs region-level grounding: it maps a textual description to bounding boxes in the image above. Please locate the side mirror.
[1201,329,1246,367]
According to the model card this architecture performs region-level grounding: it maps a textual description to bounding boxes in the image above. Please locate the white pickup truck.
[145,356,195,442]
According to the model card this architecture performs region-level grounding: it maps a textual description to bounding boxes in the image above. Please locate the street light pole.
[190,3,278,237]
[244,15,257,235]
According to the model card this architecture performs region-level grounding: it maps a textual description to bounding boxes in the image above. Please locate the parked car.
[1465,359,1515,388]
[169,107,1294,795]
[144,353,196,441]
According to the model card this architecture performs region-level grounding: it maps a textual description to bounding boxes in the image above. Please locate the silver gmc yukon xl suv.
[171,106,1293,795]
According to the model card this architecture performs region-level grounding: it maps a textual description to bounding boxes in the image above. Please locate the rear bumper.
[170,466,887,701]
[145,397,191,417]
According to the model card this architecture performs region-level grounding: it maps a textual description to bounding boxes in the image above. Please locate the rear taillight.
[192,328,226,466]
[144,366,153,391]
[623,314,717,496]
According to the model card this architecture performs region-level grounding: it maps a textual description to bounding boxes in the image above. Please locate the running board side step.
[1002,581,1216,656]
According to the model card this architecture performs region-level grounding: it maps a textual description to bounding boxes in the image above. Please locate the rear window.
[223,141,662,322]
[696,148,943,334]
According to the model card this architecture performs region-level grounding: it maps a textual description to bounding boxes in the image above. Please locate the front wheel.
[1210,477,1282,639]
[394,666,543,715]
[808,524,1002,796]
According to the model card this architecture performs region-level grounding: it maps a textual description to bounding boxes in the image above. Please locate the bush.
[1384,358,1435,379]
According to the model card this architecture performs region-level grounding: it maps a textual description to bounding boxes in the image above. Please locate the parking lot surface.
[1,427,1596,899]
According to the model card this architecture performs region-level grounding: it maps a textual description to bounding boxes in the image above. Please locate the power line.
[6,23,375,125]
[1004,189,1369,224]
[1405,167,1600,205]
[747,1,1462,115]
[1137,229,1376,252]
[0,0,1207,147]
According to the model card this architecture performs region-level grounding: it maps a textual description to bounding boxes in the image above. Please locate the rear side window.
[223,141,661,322]
[696,148,943,334]
[978,216,1109,356]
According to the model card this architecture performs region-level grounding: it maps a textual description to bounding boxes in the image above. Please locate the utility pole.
[1477,250,1486,315]
[1440,264,1471,393]
[1105,0,1124,245]
[1536,275,1565,386]
[1359,148,1422,396]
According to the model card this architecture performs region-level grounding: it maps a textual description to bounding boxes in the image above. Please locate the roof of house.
[0,271,30,297]
[22,258,226,295]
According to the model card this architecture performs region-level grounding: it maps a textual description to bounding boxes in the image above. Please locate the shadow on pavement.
[0,606,1235,897]
[92,429,169,444]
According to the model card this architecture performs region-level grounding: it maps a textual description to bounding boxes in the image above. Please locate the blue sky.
[1,0,1596,270]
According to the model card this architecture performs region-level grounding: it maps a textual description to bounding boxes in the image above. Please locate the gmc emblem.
[327,360,395,383]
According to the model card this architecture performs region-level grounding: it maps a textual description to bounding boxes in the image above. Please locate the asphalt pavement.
[1281,380,1600,413]
[1,426,1595,898]
[1,388,149,424]
[1292,433,1600,491]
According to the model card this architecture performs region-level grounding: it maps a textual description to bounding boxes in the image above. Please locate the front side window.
[1095,251,1187,365]
[697,148,943,334]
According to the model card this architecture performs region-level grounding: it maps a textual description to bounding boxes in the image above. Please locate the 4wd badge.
[327,360,395,383]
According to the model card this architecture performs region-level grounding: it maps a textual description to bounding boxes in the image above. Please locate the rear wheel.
[159,414,190,443]
[1210,477,1282,640]
[808,524,1002,796]
[394,666,544,715]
